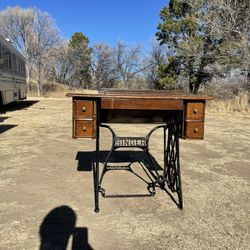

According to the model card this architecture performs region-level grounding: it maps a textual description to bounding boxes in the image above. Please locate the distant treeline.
[0,1,249,97]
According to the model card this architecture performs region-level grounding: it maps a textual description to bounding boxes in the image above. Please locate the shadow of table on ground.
[75,150,181,208]
[75,150,163,172]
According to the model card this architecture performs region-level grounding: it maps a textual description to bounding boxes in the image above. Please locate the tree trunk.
[37,62,42,97]
[193,79,201,95]
[25,64,31,92]
[188,57,195,94]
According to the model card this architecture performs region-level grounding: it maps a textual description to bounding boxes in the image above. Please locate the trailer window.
[18,58,22,77]
[17,58,20,76]
[21,61,26,77]
[11,53,17,75]
[0,43,3,71]
[3,47,11,73]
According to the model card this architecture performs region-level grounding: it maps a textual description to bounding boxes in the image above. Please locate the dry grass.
[28,81,97,98]
[207,92,249,114]
[28,81,69,97]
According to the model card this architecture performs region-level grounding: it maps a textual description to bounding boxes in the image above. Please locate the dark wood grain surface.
[68,90,213,140]
[66,90,213,101]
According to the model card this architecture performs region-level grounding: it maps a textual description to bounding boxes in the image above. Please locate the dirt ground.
[0,97,249,250]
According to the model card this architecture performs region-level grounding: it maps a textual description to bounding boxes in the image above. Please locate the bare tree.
[0,6,60,95]
[49,42,76,85]
[90,44,117,89]
[112,42,146,87]
[32,10,60,95]
[143,41,168,89]
[204,0,250,76]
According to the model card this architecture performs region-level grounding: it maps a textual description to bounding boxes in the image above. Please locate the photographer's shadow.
[39,206,93,250]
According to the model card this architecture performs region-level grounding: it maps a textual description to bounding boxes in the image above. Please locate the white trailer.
[0,35,27,106]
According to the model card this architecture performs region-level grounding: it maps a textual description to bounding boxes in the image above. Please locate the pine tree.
[69,32,92,88]
[156,0,249,94]
[156,0,216,94]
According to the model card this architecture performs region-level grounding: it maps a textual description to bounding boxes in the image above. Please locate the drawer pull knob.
[194,128,198,133]
[82,126,87,132]
[193,109,198,114]
[82,107,87,112]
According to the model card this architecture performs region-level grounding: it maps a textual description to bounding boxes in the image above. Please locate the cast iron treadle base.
[99,163,155,197]
[93,114,183,211]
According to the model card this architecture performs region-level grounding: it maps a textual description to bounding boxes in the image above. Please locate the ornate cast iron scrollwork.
[95,113,183,209]
[164,115,183,208]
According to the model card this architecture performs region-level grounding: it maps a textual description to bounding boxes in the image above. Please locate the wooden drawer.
[73,99,95,117]
[73,119,96,138]
[185,121,204,139]
[186,102,205,120]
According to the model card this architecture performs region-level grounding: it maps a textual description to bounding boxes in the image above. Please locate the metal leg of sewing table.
[93,112,183,213]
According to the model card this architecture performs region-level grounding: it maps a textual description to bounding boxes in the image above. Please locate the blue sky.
[0,0,168,48]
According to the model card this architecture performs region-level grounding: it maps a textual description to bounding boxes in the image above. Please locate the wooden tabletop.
[66,89,213,101]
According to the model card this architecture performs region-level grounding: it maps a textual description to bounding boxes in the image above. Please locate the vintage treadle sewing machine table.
[66,90,213,212]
